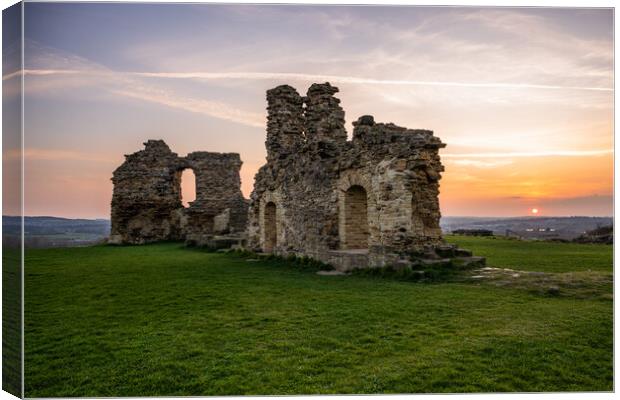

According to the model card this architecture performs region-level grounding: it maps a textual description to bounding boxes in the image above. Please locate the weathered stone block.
[455,248,473,257]
[435,244,457,258]
[451,256,486,269]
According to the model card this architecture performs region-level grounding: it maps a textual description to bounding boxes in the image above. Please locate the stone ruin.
[247,83,483,271]
[109,140,247,246]
[110,83,484,271]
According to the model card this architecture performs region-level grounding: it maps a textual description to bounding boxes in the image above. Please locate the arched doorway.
[180,168,196,207]
[264,202,277,252]
[343,185,369,249]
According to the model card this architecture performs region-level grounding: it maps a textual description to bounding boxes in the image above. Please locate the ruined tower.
[265,85,305,161]
[304,82,347,145]
[248,82,478,271]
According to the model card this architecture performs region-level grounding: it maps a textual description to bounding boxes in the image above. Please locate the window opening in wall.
[180,169,196,207]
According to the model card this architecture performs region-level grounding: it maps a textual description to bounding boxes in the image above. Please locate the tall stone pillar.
[304,82,347,146]
[265,85,304,161]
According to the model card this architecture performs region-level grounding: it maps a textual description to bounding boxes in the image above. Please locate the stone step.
[326,250,370,272]
[451,256,486,269]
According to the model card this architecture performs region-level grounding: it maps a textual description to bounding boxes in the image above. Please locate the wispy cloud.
[17,41,266,128]
[448,159,514,168]
[3,69,84,80]
[7,68,614,92]
[5,148,116,163]
[111,86,265,127]
[130,71,615,92]
[442,149,613,158]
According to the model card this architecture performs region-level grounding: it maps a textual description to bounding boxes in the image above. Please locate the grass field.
[24,237,612,396]
[445,235,612,273]
[2,247,22,397]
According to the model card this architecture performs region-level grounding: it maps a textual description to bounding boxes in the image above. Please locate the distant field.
[25,241,612,396]
[445,235,613,273]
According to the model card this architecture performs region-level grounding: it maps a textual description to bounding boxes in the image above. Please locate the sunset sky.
[4,3,614,218]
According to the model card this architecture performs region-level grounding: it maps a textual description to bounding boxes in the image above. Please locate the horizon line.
[4,214,614,221]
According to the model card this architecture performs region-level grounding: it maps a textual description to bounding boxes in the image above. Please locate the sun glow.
[531,208,539,215]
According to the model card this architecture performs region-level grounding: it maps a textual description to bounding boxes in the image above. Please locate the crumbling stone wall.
[248,83,453,270]
[109,140,247,245]
[110,85,483,271]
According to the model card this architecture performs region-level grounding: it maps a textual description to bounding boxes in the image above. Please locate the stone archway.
[179,168,196,207]
[342,185,369,249]
[263,201,277,252]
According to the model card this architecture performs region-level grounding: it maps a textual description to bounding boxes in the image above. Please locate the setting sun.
[531,208,539,215]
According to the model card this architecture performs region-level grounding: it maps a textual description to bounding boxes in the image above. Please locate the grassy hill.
[23,237,612,396]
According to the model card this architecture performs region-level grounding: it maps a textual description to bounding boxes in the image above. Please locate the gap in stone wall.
[180,168,196,207]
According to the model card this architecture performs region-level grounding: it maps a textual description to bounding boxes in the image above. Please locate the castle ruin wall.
[109,140,247,245]
[248,83,448,270]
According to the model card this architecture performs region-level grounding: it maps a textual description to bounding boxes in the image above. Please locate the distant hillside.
[2,215,613,248]
[3,216,110,248]
[442,216,613,240]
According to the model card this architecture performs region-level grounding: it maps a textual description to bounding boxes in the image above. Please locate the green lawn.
[3,247,22,397]
[445,235,613,273]
[24,241,612,396]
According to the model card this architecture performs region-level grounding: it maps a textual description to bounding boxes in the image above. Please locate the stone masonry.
[109,84,483,271]
[109,140,247,245]
[248,83,484,271]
